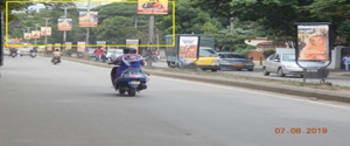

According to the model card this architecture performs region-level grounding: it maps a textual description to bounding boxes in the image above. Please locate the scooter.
[51,57,61,65]
[30,52,37,58]
[110,66,147,96]
[10,52,17,58]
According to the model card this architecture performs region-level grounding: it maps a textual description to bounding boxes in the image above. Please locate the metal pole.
[147,15,154,67]
[85,0,91,49]
[44,18,49,54]
[44,18,49,45]
[63,8,67,43]
[34,24,39,46]
[230,17,234,35]
[26,27,30,44]
[1,9,4,66]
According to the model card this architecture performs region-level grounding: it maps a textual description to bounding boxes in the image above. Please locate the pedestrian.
[343,54,350,72]
[93,47,104,62]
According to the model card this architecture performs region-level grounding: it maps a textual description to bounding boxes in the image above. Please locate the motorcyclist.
[110,48,144,85]
[52,48,62,63]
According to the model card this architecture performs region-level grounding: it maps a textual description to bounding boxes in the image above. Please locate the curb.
[62,57,350,104]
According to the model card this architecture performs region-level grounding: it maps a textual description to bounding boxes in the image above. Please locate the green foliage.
[157,0,222,34]
[194,0,350,45]
[97,16,139,44]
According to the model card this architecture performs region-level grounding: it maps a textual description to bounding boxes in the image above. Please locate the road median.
[62,56,350,104]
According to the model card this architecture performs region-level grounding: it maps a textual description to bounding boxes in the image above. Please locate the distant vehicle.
[19,44,32,56]
[165,34,219,72]
[30,50,37,58]
[218,52,254,71]
[37,46,46,53]
[3,48,9,56]
[263,49,304,77]
[106,48,123,61]
[88,48,96,56]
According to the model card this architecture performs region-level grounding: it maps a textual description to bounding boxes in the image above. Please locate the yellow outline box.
[5,0,176,48]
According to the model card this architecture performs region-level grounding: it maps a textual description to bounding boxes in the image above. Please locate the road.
[1,56,350,146]
[152,61,350,87]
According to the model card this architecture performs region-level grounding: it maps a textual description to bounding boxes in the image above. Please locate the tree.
[193,0,350,45]
[97,16,139,44]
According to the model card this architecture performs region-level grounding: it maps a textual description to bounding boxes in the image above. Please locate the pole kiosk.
[85,0,91,53]
[294,22,333,85]
[34,24,39,47]
[147,15,154,67]
[63,7,67,51]
[44,18,49,54]
[26,27,31,44]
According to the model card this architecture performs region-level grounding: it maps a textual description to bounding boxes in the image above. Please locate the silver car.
[263,52,303,77]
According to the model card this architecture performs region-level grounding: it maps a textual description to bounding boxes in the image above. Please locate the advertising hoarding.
[31,30,41,39]
[126,39,140,54]
[24,33,31,40]
[41,27,52,36]
[79,11,98,27]
[295,22,332,69]
[65,42,72,50]
[137,0,168,15]
[47,44,53,51]
[58,18,73,31]
[298,25,329,61]
[178,36,199,64]
[77,42,86,52]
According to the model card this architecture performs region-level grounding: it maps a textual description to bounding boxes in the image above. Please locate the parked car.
[263,49,303,77]
[18,47,32,56]
[3,48,10,56]
[106,48,123,61]
[218,52,254,71]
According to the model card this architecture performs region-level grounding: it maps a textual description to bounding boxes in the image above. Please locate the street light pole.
[44,18,49,53]
[85,0,91,50]
[44,18,49,46]
[147,15,154,67]
[63,7,67,43]
[34,24,39,46]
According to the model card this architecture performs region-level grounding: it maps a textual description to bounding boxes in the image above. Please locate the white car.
[106,49,123,61]
[19,47,32,56]
[3,48,10,56]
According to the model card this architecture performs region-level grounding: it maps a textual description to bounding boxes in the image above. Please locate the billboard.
[137,0,168,15]
[47,44,53,51]
[31,30,41,39]
[24,33,31,40]
[65,42,72,50]
[58,18,73,31]
[41,27,52,36]
[96,41,106,48]
[79,11,98,27]
[178,36,199,64]
[126,39,140,54]
[77,41,86,52]
[295,22,332,69]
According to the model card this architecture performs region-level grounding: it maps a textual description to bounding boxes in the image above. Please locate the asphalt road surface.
[1,56,350,146]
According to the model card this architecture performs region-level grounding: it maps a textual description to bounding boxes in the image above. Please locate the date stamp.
[275,128,328,135]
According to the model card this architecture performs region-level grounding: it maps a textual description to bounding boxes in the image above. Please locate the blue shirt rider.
[112,48,144,79]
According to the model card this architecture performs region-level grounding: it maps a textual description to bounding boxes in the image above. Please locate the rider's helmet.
[123,48,136,54]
